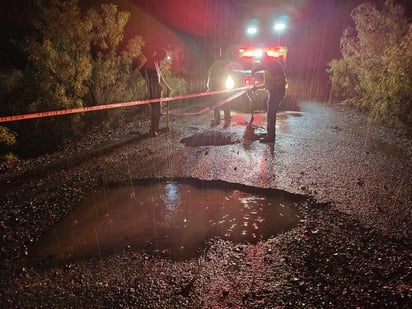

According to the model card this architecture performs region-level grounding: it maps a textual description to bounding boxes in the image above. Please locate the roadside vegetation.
[0,0,186,159]
[1,0,411,160]
[327,0,411,134]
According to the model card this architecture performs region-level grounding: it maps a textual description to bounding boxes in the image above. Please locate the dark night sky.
[105,0,370,72]
[84,0,369,72]
[1,0,411,72]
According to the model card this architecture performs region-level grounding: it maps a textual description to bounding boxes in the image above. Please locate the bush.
[327,0,411,134]
[0,126,16,146]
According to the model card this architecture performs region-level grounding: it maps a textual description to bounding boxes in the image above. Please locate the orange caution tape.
[168,89,248,116]
[0,87,250,123]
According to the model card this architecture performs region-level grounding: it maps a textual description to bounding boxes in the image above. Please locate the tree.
[327,0,411,133]
[86,4,146,108]
[0,0,187,157]
[83,4,147,128]
[11,0,95,154]
[28,0,92,112]
[0,70,22,157]
[0,1,148,156]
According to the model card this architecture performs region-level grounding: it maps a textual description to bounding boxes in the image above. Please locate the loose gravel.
[1,100,411,308]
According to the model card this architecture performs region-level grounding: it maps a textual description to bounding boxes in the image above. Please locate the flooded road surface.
[32,179,301,263]
[180,109,304,146]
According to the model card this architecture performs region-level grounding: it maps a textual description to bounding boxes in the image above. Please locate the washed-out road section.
[1,98,411,307]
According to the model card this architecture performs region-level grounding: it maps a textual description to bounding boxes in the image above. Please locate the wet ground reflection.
[180,110,303,146]
[32,179,301,263]
[180,131,240,146]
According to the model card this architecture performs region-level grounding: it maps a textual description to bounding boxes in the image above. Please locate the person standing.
[141,49,172,136]
[207,52,240,128]
[251,53,287,143]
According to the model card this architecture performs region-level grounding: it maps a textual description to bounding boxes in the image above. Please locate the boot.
[260,134,275,143]
[149,128,159,137]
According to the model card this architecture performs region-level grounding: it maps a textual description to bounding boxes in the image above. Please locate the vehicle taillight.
[243,76,252,86]
[254,75,263,86]
[242,74,264,87]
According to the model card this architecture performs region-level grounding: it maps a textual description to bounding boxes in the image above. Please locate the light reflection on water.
[33,180,300,263]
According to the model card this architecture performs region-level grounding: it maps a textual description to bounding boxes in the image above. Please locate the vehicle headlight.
[225,75,235,90]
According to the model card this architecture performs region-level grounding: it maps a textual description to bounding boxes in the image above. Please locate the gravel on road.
[1,100,411,308]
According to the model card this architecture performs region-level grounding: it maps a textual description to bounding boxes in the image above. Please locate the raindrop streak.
[32,179,300,263]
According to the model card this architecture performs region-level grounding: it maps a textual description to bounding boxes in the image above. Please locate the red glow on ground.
[230,112,266,127]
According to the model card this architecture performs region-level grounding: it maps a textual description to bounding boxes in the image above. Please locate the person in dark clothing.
[207,54,241,127]
[251,53,287,143]
[141,49,171,136]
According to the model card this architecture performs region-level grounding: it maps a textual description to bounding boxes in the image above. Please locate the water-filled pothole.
[180,131,240,146]
[32,179,302,263]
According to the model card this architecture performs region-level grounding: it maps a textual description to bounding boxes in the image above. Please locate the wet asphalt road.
[150,100,412,240]
[1,98,411,307]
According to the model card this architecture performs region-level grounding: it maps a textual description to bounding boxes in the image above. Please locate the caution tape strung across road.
[167,88,248,116]
[0,87,250,123]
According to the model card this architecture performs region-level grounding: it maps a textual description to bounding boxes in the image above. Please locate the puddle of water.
[181,131,240,146]
[32,179,301,263]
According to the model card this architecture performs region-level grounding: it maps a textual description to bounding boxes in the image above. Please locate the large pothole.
[180,131,241,146]
[32,178,304,263]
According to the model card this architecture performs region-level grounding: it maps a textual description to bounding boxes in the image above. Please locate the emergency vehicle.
[222,18,289,111]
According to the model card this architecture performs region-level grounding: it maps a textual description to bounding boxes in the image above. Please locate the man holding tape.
[141,49,172,136]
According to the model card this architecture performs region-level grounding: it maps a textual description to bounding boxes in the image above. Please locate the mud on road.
[1,99,411,307]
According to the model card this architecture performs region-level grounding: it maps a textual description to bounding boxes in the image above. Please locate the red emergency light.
[238,46,288,61]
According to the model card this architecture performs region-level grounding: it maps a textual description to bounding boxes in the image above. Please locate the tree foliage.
[86,4,146,108]
[0,70,23,153]
[1,0,183,157]
[29,0,93,112]
[0,0,188,158]
[0,126,17,152]
[327,0,411,133]
[160,46,187,97]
